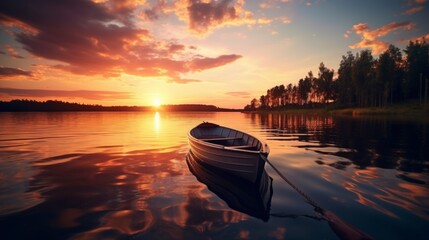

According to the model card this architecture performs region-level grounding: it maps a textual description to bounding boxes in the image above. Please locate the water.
[0,111,428,239]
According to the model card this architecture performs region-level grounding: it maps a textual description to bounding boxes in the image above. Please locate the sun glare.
[153,98,162,107]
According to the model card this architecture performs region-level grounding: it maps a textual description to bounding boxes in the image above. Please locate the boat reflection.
[186,151,273,222]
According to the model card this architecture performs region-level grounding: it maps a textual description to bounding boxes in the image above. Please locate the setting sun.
[153,98,162,107]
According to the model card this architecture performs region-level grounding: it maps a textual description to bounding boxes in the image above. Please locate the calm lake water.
[0,112,428,239]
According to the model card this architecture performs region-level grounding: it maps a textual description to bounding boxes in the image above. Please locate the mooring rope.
[260,154,324,214]
[260,154,373,240]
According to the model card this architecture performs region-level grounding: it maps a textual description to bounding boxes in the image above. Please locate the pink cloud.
[349,22,415,54]
[0,0,242,83]
[187,54,242,71]
[402,6,424,15]
[5,45,24,59]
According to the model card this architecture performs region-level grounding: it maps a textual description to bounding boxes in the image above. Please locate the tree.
[404,40,429,101]
[259,95,267,109]
[317,62,335,103]
[249,98,259,110]
[376,45,404,106]
[337,52,356,105]
[352,50,375,107]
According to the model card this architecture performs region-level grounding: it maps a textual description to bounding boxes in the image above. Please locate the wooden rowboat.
[186,151,273,222]
[187,122,269,183]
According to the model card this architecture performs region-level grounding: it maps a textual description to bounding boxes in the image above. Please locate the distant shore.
[0,100,240,112]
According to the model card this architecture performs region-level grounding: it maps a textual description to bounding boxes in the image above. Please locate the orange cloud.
[0,87,132,100]
[257,17,273,25]
[0,0,242,83]
[402,33,429,43]
[225,91,251,98]
[349,22,415,54]
[259,0,290,9]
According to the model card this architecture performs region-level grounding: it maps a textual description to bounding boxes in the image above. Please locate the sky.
[0,0,428,108]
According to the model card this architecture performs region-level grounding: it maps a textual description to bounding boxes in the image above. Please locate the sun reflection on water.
[154,112,160,132]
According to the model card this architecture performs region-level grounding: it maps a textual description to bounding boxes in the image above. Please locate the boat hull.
[186,151,273,221]
[187,122,269,183]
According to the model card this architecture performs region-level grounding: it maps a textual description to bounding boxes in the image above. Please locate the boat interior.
[191,125,262,151]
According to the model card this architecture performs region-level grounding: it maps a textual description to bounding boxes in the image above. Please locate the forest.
[244,40,429,110]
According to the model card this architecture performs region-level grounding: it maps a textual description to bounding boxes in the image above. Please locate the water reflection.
[154,111,161,132]
[246,112,429,237]
[247,112,429,171]
[186,151,273,222]
[1,112,429,239]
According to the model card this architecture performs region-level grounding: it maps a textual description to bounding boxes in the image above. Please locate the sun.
[153,98,162,107]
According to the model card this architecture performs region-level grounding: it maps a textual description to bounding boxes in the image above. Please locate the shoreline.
[242,102,429,117]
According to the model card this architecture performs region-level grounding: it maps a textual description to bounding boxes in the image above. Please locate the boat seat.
[227,145,254,149]
[199,136,242,141]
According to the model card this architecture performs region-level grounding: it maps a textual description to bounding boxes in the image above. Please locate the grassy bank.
[329,102,429,116]
[245,101,429,116]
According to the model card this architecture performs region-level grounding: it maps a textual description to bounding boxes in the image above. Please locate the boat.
[186,151,273,222]
[187,122,269,183]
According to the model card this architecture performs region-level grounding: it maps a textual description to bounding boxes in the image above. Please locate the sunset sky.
[1,0,428,108]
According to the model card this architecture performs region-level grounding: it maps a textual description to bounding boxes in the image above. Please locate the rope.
[260,154,374,240]
[260,154,325,214]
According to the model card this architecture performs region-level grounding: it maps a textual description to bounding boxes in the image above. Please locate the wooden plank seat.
[227,145,254,149]
[199,136,242,141]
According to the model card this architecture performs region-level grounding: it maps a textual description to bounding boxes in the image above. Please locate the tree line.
[244,40,429,110]
[0,99,235,112]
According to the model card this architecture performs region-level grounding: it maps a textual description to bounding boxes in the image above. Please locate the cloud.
[278,16,291,24]
[167,78,201,84]
[349,22,415,54]
[401,6,424,15]
[225,91,251,98]
[259,0,290,9]
[0,66,33,77]
[5,45,24,59]
[182,0,254,35]
[344,30,351,38]
[257,17,273,25]
[0,0,241,83]
[0,87,132,100]
[402,33,429,43]
[187,54,242,71]
[140,0,258,35]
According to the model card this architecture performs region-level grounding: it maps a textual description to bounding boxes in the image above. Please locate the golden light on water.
[154,112,161,131]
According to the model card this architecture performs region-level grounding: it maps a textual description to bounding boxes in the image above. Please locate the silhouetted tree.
[404,40,429,101]
[244,42,429,110]
[352,50,375,107]
[376,45,404,106]
[337,51,356,105]
[317,62,335,103]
